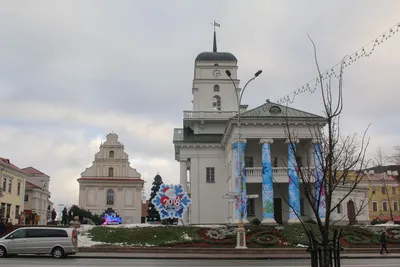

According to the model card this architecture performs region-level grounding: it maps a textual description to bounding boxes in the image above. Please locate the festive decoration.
[101,212,122,225]
[151,184,191,219]
[277,22,400,105]
[234,142,248,220]
[261,142,275,220]
[147,174,164,222]
[205,227,237,240]
[288,142,300,219]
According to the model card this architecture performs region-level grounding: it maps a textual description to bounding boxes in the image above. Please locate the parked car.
[0,227,77,258]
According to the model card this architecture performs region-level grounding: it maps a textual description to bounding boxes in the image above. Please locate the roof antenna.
[211,20,220,52]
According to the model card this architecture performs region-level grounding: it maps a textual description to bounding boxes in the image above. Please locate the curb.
[78,247,400,254]
[72,255,400,260]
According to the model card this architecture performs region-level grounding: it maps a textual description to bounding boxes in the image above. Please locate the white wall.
[79,182,142,223]
[181,146,228,224]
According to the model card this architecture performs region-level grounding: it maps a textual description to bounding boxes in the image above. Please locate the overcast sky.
[0,1,399,209]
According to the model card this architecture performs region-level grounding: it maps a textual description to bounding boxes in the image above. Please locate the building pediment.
[241,100,325,120]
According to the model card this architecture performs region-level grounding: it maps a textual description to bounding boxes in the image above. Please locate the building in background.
[78,133,144,224]
[22,167,52,225]
[365,170,400,222]
[0,157,27,224]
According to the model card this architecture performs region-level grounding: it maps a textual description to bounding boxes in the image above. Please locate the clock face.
[213,69,221,77]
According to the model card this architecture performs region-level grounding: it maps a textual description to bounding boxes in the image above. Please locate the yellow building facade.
[344,171,400,222]
[0,157,27,224]
[366,172,400,222]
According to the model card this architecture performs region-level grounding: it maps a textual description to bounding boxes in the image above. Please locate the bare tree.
[279,36,371,267]
[389,146,400,165]
[373,146,394,221]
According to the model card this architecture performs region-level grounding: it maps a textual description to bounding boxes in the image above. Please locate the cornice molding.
[176,143,222,148]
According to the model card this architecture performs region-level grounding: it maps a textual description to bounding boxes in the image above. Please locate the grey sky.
[0,1,399,208]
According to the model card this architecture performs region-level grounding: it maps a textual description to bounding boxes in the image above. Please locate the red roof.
[0,157,27,174]
[25,181,41,189]
[22,167,47,176]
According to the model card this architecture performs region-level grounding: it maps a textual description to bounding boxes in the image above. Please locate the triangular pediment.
[241,101,325,119]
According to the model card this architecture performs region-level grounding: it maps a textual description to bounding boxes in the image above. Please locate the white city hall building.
[173,34,370,225]
[78,133,144,224]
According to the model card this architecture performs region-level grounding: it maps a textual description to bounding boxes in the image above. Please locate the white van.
[0,227,77,258]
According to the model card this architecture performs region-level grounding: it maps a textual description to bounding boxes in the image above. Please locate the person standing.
[380,231,389,254]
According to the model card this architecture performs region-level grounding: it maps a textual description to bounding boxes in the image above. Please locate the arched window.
[107,189,114,205]
[213,85,220,92]
[108,167,114,177]
[212,95,221,111]
[109,150,114,158]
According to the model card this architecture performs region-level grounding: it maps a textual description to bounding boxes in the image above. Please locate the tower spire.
[211,20,220,52]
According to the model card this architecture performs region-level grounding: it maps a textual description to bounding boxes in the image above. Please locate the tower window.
[212,95,221,111]
[109,150,114,158]
[213,85,220,92]
[108,167,114,177]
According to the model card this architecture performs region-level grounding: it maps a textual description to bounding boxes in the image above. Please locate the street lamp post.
[225,69,262,249]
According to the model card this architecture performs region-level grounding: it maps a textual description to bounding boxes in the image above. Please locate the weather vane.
[210,20,220,32]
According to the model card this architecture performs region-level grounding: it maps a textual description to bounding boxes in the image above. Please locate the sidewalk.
[73,252,400,260]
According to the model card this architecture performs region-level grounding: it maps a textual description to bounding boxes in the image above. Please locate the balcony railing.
[246,167,313,183]
[183,110,237,119]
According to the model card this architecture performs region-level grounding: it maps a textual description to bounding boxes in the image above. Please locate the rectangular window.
[296,156,303,167]
[244,157,254,168]
[8,179,12,193]
[0,203,5,217]
[337,202,342,214]
[247,198,255,216]
[15,205,20,219]
[382,201,388,212]
[394,201,399,212]
[393,187,396,195]
[24,194,29,202]
[272,157,278,167]
[2,178,6,192]
[206,167,215,183]
[372,201,378,212]
[382,187,387,194]
[17,182,21,196]
[6,203,11,218]
[300,198,305,216]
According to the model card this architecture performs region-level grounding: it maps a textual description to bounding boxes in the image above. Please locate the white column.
[180,160,189,224]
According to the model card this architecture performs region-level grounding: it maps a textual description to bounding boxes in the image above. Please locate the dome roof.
[195,52,237,62]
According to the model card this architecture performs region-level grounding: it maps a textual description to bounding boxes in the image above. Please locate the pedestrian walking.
[380,231,389,254]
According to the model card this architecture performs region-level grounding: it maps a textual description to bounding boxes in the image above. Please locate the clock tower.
[191,31,240,111]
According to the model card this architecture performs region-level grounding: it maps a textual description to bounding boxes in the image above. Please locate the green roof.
[241,101,325,119]
[173,127,222,143]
